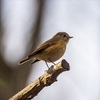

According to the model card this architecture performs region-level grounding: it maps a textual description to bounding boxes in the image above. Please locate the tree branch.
[9,59,70,100]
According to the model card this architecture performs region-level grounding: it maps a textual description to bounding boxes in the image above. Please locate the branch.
[9,59,70,100]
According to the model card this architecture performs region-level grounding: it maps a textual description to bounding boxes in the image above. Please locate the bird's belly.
[36,46,66,62]
[47,49,64,62]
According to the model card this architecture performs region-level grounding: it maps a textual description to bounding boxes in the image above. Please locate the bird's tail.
[18,57,31,65]
[31,59,40,65]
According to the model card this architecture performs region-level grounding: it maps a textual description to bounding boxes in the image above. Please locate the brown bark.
[9,59,70,100]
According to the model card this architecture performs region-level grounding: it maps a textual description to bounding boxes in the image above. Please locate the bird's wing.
[28,38,58,58]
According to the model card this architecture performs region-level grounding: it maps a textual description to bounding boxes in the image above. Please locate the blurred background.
[0,0,100,100]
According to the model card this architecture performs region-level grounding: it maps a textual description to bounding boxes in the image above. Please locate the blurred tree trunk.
[0,0,45,100]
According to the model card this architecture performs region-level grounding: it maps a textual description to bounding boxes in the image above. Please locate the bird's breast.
[35,40,67,62]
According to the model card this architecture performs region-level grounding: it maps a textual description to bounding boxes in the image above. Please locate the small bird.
[18,32,73,67]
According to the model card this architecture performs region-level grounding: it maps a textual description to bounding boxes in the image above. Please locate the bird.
[18,32,73,68]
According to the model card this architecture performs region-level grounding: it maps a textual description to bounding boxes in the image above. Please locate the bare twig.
[9,59,70,100]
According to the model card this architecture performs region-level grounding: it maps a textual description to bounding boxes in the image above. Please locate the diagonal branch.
[9,59,70,100]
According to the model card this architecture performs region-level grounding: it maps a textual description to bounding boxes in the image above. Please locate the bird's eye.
[63,34,66,37]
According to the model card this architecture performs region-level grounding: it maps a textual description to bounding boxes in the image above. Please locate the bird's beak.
[69,36,73,39]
